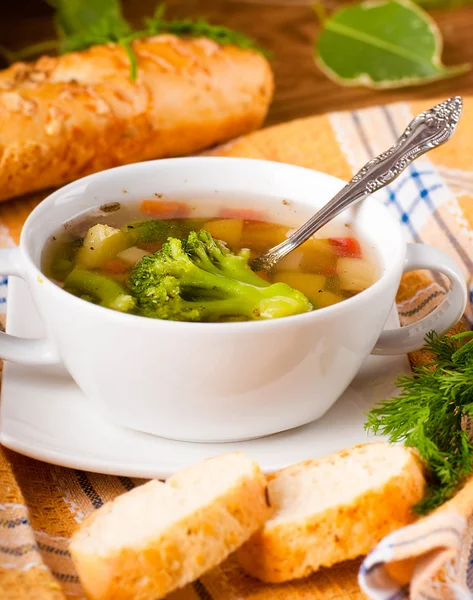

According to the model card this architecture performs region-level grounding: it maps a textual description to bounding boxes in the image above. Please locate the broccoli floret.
[64,268,136,313]
[128,230,312,322]
[122,219,200,246]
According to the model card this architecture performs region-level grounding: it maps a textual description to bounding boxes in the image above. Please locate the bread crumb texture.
[237,443,425,582]
[69,452,271,600]
[0,35,274,202]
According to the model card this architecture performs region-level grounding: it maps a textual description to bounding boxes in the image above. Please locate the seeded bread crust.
[237,443,425,583]
[69,453,271,600]
[0,35,273,202]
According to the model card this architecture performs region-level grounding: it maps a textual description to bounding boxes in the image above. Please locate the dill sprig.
[0,1,267,81]
[143,4,268,56]
[366,330,473,514]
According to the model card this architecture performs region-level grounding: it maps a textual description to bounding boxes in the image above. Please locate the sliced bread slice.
[237,443,425,583]
[70,452,271,600]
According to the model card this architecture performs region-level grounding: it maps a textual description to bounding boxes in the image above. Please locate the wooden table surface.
[2,0,473,127]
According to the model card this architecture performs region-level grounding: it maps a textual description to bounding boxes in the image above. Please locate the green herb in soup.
[42,200,378,322]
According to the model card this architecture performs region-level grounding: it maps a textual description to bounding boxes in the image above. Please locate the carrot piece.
[219,208,266,221]
[140,200,190,218]
[103,259,130,275]
[328,237,362,258]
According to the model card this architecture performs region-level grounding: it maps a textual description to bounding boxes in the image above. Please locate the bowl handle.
[0,248,59,365]
[372,243,468,355]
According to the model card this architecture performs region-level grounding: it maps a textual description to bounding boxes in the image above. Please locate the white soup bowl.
[0,158,467,442]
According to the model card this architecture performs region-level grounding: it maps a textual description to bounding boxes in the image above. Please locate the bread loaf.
[0,35,273,202]
[69,452,271,600]
[237,443,425,582]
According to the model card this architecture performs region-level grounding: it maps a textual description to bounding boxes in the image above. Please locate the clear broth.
[42,198,379,321]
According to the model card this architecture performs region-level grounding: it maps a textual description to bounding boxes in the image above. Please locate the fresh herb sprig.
[143,4,269,55]
[366,330,473,514]
[0,0,267,81]
[44,0,141,79]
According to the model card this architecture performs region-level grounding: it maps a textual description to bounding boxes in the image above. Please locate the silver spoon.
[251,96,463,273]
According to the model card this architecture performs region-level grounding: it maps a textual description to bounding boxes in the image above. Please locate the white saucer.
[0,276,410,478]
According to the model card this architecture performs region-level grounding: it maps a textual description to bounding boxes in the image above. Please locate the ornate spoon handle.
[251,96,463,272]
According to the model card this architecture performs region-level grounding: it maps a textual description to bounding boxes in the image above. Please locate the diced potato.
[337,258,377,292]
[315,291,344,308]
[203,219,243,248]
[299,238,336,273]
[273,272,326,302]
[76,224,128,269]
[303,238,334,256]
[117,246,151,266]
[272,250,304,272]
[240,222,290,251]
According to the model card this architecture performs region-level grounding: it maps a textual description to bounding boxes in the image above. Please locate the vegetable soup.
[42,199,378,322]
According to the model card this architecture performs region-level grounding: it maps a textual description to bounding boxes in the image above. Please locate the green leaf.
[0,39,60,64]
[42,0,137,78]
[415,0,473,8]
[365,331,473,513]
[46,0,130,39]
[47,0,132,54]
[142,3,269,57]
[5,1,268,82]
[315,0,469,89]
